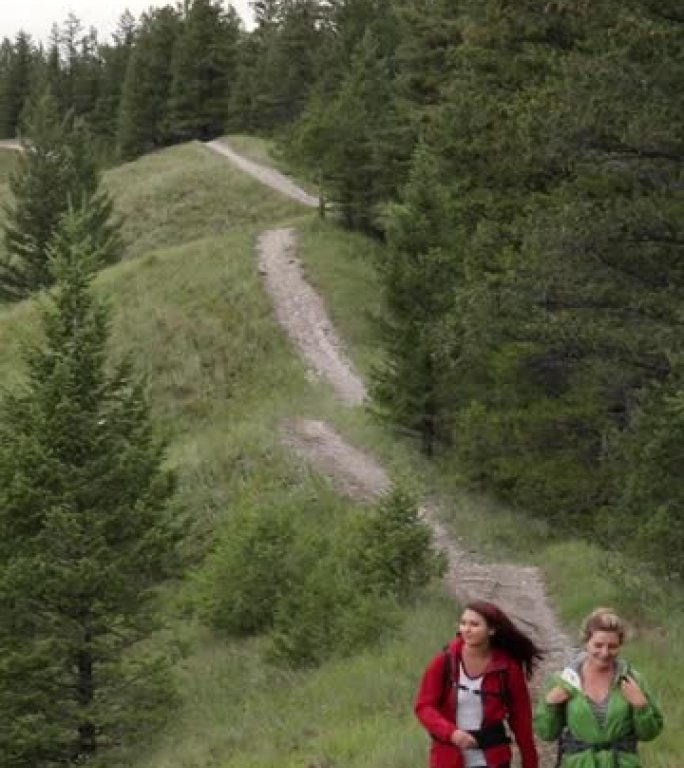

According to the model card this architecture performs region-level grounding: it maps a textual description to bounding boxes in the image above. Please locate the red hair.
[465,600,543,679]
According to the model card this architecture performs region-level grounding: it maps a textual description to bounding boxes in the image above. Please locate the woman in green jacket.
[534,607,663,768]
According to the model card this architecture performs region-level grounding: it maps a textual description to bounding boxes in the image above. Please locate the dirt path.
[214,141,570,766]
[205,139,319,208]
[257,228,366,405]
[0,139,22,151]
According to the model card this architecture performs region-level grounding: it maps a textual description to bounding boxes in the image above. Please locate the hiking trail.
[206,139,572,767]
[206,139,318,208]
[0,140,22,152]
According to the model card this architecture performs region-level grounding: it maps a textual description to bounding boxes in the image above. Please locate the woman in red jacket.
[415,600,542,768]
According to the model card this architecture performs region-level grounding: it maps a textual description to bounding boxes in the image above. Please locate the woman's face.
[585,630,622,670]
[459,609,492,648]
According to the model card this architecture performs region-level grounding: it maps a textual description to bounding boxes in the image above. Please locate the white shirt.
[456,662,487,768]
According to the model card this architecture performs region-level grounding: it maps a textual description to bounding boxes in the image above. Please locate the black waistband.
[561,733,637,755]
[430,720,510,749]
[468,721,511,749]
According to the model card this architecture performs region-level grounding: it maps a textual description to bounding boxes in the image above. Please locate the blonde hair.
[580,607,626,644]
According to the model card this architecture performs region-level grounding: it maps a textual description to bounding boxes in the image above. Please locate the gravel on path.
[257,228,367,406]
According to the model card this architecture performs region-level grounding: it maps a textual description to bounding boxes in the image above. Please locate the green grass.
[105,142,306,260]
[297,218,384,378]
[0,140,448,768]
[132,589,456,768]
[0,147,19,184]
[0,136,679,767]
[220,134,280,167]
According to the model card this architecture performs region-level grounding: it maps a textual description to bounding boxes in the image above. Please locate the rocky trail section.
[257,228,367,406]
[212,140,570,766]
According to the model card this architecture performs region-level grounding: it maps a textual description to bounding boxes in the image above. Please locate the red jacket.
[414,636,539,768]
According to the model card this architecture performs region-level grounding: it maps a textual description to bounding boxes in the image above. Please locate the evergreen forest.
[0,1,682,766]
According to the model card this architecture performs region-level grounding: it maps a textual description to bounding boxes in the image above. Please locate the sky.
[1,0,255,45]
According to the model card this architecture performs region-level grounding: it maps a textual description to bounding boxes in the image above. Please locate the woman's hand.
[545,685,571,705]
[621,676,648,708]
[450,729,478,749]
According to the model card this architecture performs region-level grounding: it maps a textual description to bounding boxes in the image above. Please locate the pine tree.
[227,0,284,132]
[610,369,684,577]
[296,30,397,232]
[116,5,181,159]
[422,0,684,525]
[0,32,36,138]
[42,28,66,116]
[413,0,602,514]
[372,146,460,454]
[167,0,241,141]
[229,0,324,131]
[90,11,137,148]
[0,205,176,766]
[0,91,121,301]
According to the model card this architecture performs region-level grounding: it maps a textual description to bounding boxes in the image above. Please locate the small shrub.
[347,485,446,600]
[268,551,396,667]
[195,502,298,636]
[197,485,444,667]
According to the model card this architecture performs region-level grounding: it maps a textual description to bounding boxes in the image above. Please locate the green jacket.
[534,656,663,768]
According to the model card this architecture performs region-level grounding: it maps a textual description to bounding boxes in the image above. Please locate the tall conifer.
[0,32,36,138]
[167,0,241,141]
[372,146,460,454]
[0,205,176,766]
[1,91,121,300]
[116,6,181,159]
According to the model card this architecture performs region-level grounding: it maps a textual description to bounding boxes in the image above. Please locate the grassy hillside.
[0,147,18,183]
[105,142,308,260]
[0,141,454,768]
[0,139,679,767]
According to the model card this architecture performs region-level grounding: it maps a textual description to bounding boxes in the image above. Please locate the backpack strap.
[440,645,454,707]
[498,668,511,708]
[554,734,564,768]
[440,646,511,708]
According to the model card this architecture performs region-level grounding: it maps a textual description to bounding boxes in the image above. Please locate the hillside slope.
[0,139,679,768]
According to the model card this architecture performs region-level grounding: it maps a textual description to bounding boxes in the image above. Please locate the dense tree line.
[274,0,684,578]
[1,0,681,572]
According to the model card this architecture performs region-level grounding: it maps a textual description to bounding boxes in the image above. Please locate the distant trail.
[0,140,22,152]
[204,139,318,208]
[256,228,366,406]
